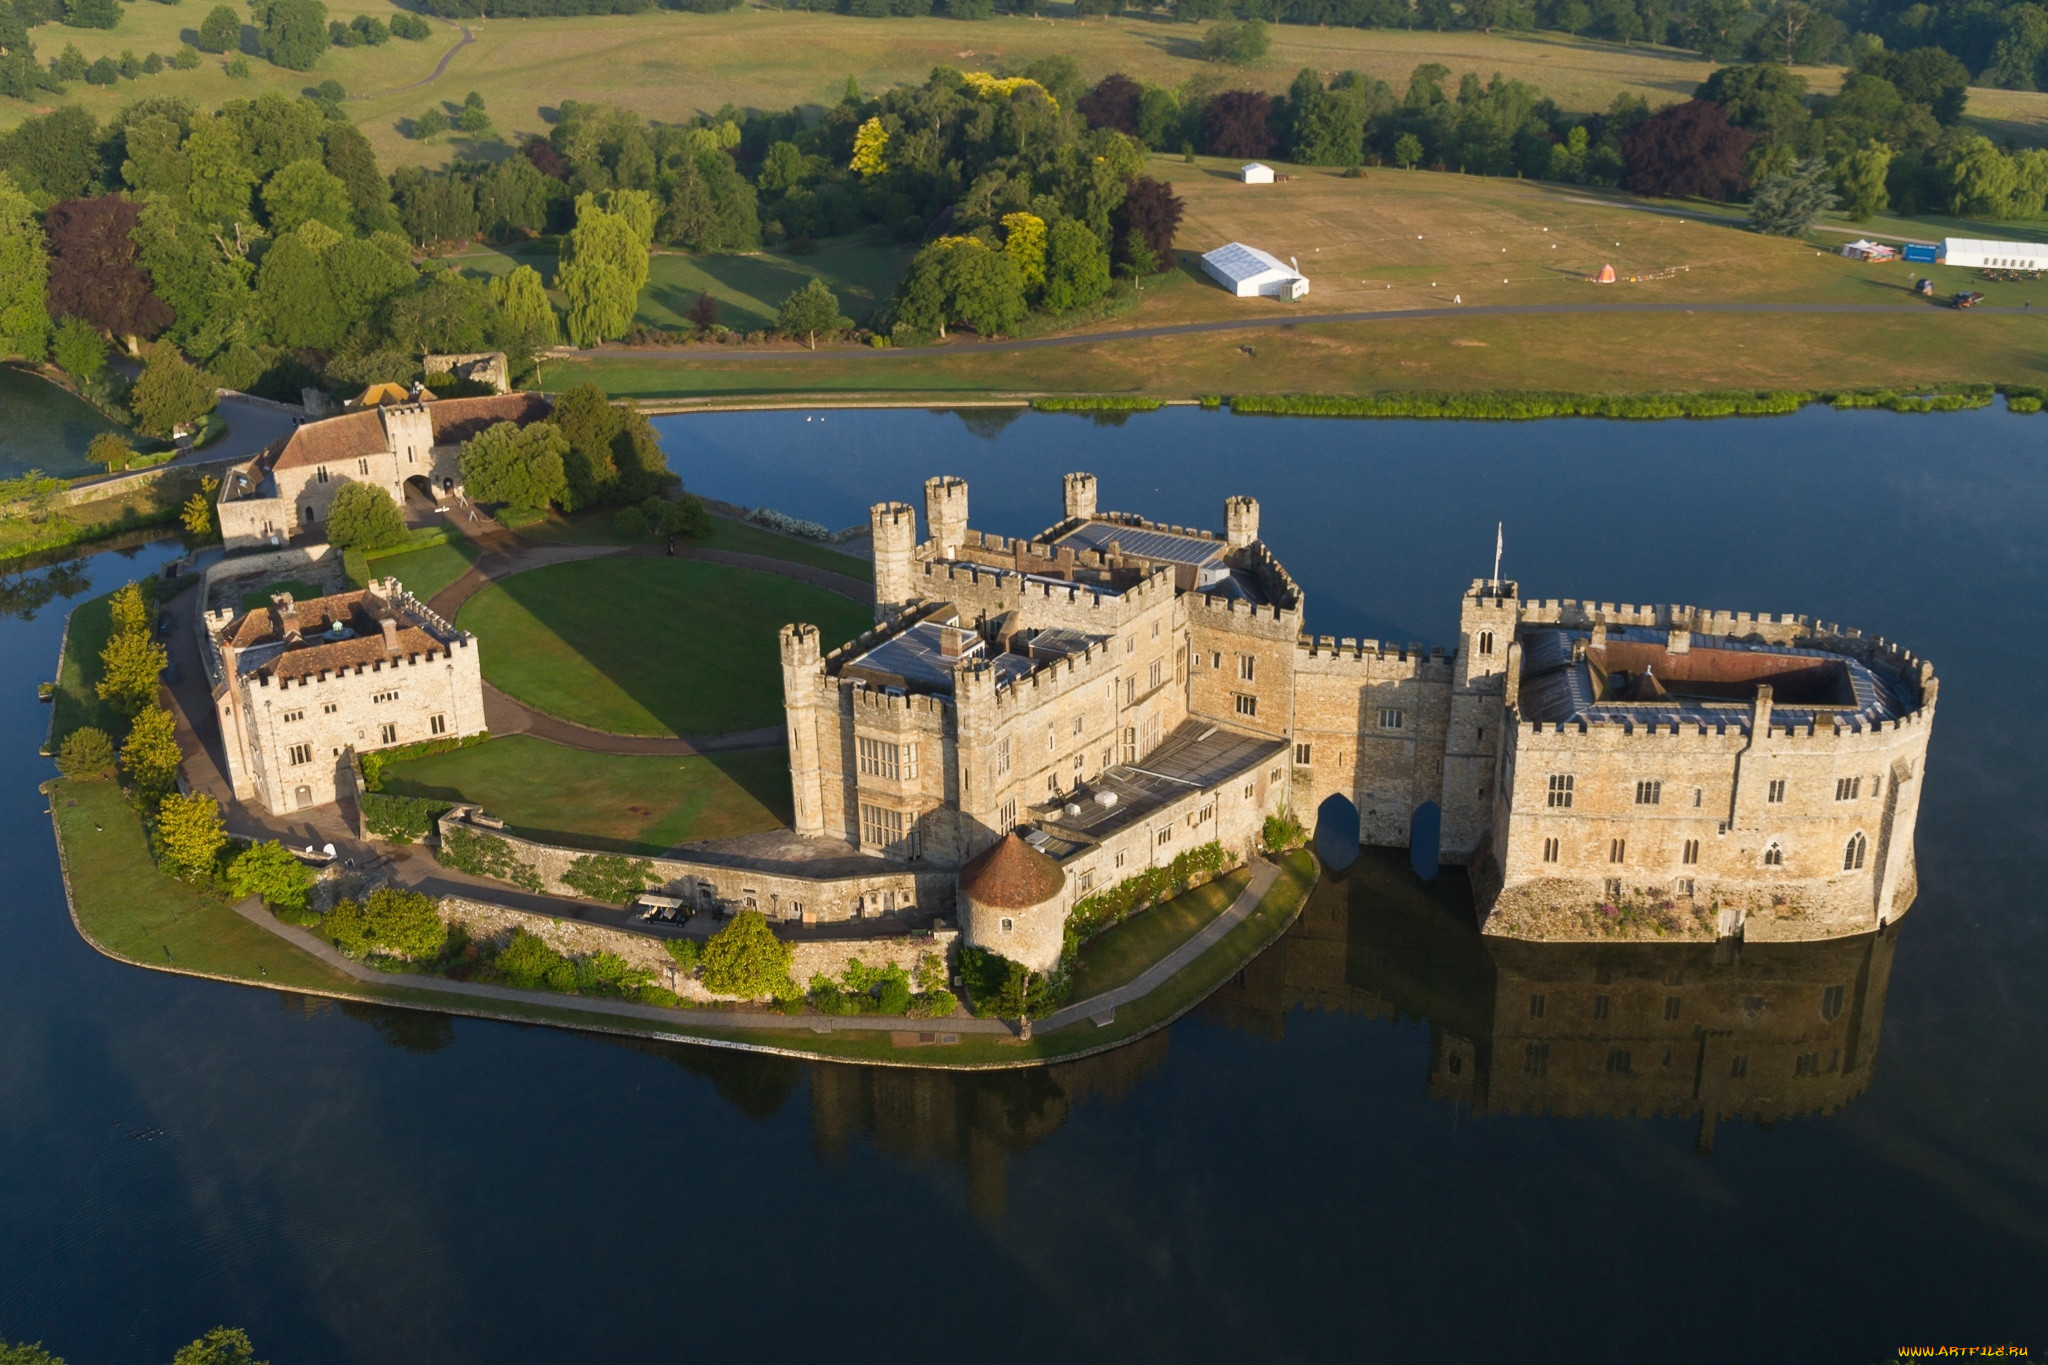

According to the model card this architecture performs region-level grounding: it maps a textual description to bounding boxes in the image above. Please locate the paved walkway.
[352,18,476,99]
[422,524,869,757]
[1037,859,1282,1033]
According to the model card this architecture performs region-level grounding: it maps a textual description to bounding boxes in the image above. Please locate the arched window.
[1477,629,1494,656]
[1843,831,1867,871]
[1763,842,1784,867]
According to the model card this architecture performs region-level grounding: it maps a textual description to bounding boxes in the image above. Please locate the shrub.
[491,929,575,990]
[357,731,487,790]
[663,937,700,971]
[1224,391,1814,421]
[698,909,798,1000]
[561,853,658,903]
[746,506,832,540]
[359,792,449,843]
[227,839,315,911]
[957,945,1065,1018]
[1031,396,1162,413]
[1262,806,1304,852]
[97,626,168,715]
[86,432,132,473]
[327,887,445,959]
[53,318,107,381]
[1065,841,1231,947]
[56,726,114,779]
[437,825,543,892]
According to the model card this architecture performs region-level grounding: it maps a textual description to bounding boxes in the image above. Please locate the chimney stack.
[380,617,400,655]
[271,592,300,642]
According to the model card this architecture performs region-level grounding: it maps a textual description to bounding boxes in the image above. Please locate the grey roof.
[1033,719,1286,848]
[1054,520,1227,568]
[841,621,1034,696]
[1518,626,1915,732]
[1200,241,1296,284]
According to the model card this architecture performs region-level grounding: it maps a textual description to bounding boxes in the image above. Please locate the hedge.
[1031,396,1165,413]
[1226,390,1814,421]
[357,730,489,792]
[1064,840,1232,951]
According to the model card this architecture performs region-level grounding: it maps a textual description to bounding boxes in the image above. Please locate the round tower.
[1063,472,1098,522]
[957,830,1067,973]
[925,476,969,559]
[1225,495,1260,548]
[870,501,916,622]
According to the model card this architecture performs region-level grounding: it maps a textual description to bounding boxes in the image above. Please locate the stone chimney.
[1589,620,1608,654]
[1751,683,1774,738]
[271,592,300,642]
[380,616,400,655]
[1668,627,1691,654]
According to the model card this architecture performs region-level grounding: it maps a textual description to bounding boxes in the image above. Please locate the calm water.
[0,368,120,481]
[2,406,2044,1363]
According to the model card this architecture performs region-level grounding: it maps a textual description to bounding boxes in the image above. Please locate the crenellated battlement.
[1294,634,1457,679]
[851,685,951,720]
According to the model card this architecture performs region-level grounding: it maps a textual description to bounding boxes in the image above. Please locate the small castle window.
[430,714,447,735]
[1238,654,1256,682]
[1682,839,1700,865]
[1610,838,1626,863]
[1594,994,1611,1020]
[1693,788,1703,807]
[1605,1049,1631,1075]
[1243,781,1255,799]
[1151,621,1160,640]
[1542,837,1559,863]
[1114,851,1125,869]
[357,458,369,475]
[1664,996,1682,1021]
[861,803,905,849]
[1603,878,1622,899]
[1072,714,1084,736]
[379,723,397,744]
[1047,723,1055,754]
[373,689,399,704]
[1000,917,1014,933]
[1547,774,1573,808]
[316,466,329,483]
[1822,984,1846,1021]
[1295,742,1312,765]
[998,800,1017,835]
[283,710,304,724]
[1379,708,1404,730]
[1844,832,1867,871]
[1078,869,1095,894]
[1477,630,1494,656]
[1235,694,1257,718]
[995,737,1011,777]
[1149,659,1162,690]
[1212,652,1222,669]
[1524,1042,1548,1077]
[1676,878,1694,897]
[288,743,312,765]
[1767,779,1786,803]
[323,702,338,714]
[1795,1052,1821,1078]
[1529,993,1545,1019]
[1763,842,1784,866]
[1635,780,1661,805]
[1157,825,1173,846]
[1835,776,1862,801]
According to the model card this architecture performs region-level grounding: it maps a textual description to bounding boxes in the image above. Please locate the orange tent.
[1594,263,1617,284]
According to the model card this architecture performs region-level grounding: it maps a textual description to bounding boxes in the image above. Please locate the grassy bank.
[516,510,875,582]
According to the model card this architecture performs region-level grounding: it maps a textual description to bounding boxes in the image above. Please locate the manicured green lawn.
[456,557,872,737]
[517,509,873,583]
[239,579,326,611]
[364,540,480,603]
[374,734,791,854]
[51,586,127,747]
[1067,870,1254,1001]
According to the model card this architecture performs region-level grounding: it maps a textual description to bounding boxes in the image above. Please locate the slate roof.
[959,832,1066,909]
[266,394,551,473]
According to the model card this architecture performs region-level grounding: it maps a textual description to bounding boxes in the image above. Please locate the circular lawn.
[456,557,873,737]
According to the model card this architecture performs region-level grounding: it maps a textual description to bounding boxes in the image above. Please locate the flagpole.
[1491,522,1503,593]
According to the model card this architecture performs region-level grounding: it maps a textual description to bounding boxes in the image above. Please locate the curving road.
[424,531,869,757]
[353,18,476,99]
[569,298,2046,364]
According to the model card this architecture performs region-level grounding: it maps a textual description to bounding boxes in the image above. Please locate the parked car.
[1952,290,1987,308]
[1915,277,1935,296]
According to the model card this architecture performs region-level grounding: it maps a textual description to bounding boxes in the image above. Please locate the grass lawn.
[456,556,871,736]
[362,539,480,603]
[441,238,915,334]
[515,509,873,583]
[374,733,790,853]
[50,584,132,746]
[239,579,326,611]
[1066,869,1253,1001]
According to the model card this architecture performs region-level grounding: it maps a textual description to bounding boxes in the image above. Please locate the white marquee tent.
[1942,237,2048,269]
[1200,242,1310,300]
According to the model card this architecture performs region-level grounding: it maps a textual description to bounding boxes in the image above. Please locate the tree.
[324,480,407,550]
[849,116,888,177]
[196,3,239,51]
[1621,99,1752,200]
[87,431,132,473]
[893,236,1027,339]
[132,342,217,436]
[261,157,352,234]
[109,580,150,636]
[686,289,720,332]
[227,840,315,910]
[1860,47,1970,124]
[1394,131,1424,168]
[412,107,448,140]
[1078,72,1143,133]
[51,316,105,381]
[1041,217,1110,312]
[120,704,183,789]
[154,790,226,875]
[323,121,398,234]
[1695,63,1811,146]
[1202,18,1268,65]
[776,277,850,349]
[490,264,558,352]
[97,625,167,714]
[0,106,101,205]
[1835,142,1892,220]
[698,909,797,999]
[169,1328,267,1365]
[43,195,173,349]
[250,0,326,70]
[460,419,569,512]
[62,0,119,28]
[1748,157,1839,234]
[0,172,51,361]
[0,1335,67,1364]
[181,480,218,539]
[56,725,114,778]
[1002,210,1047,291]
[1202,89,1276,158]
[1113,175,1184,271]
[1939,135,2021,216]
[557,195,646,346]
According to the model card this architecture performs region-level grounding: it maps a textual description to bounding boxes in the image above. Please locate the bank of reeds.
[1031,396,1165,413]
[1221,384,2029,421]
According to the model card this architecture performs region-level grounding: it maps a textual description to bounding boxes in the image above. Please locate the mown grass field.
[374,732,790,852]
[515,508,876,580]
[1066,867,1251,1000]
[456,556,872,736]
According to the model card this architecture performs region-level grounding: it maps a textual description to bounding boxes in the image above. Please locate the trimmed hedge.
[1065,841,1232,950]
[358,731,489,792]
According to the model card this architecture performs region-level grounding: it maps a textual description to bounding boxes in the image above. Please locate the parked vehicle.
[1915,278,1935,296]
[1952,291,1987,308]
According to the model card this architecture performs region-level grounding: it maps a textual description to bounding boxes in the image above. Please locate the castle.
[216,392,550,549]
[784,474,1937,966]
[201,579,486,815]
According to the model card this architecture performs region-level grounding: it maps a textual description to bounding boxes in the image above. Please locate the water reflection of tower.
[806,1031,1173,1221]
[1206,851,1898,1150]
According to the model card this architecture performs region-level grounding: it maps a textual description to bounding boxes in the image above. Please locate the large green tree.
[227,840,316,910]
[251,0,327,70]
[121,704,183,790]
[776,277,850,349]
[557,195,646,346]
[549,382,670,509]
[323,480,407,550]
[132,343,218,436]
[698,909,797,999]
[196,3,240,51]
[459,419,569,512]
[154,791,227,876]
[490,263,558,353]
[0,172,51,360]
[261,157,353,234]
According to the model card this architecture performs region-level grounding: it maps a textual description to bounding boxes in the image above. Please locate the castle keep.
[202,580,486,815]
[785,474,1936,965]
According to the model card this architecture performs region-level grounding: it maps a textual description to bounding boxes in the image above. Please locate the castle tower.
[779,623,827,837]
[1063,472,1098,522]
[1440,578,1521,865]
[951,656,1000,856]
[926,476,969,559]
[1225,495,1260,548]
[870,501,916,622]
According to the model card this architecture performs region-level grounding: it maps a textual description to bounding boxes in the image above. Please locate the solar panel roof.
[1054,521,1227,568]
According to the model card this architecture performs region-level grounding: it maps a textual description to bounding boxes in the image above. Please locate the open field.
[375,733,790,852]
[456,556,872,737]
[13,5,2048,161]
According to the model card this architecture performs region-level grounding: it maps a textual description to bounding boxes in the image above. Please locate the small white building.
[1200,242,1310,300]
[1239,162,1274,184]
[1942,237,2048,269]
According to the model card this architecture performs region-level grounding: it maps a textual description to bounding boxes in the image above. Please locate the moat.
[4,405,2043,1360]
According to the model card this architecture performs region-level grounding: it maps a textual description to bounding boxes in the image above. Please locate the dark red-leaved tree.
[524,138,568,181]
[1202,90,1276,160]
[43,195,173,348]
[1077,73,1143,135]
[688,289,720,332]
[1113,175,1185,270]
[1620,99,1753,201]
